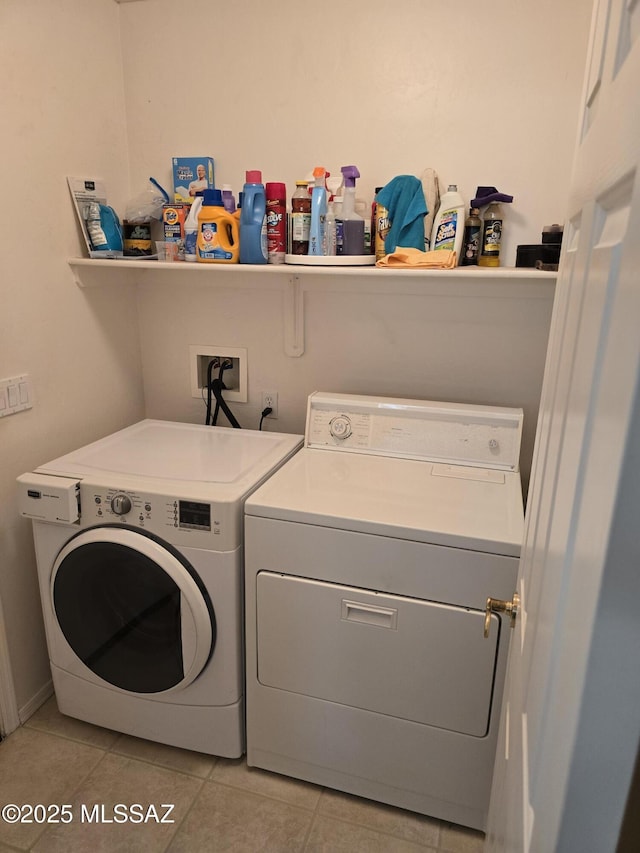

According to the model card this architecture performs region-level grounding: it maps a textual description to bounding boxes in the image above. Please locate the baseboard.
[0,613,20,736]
[19,680,53,725]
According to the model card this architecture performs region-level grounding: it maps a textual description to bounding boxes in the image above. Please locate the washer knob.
[111,494,132,515]
[329,415,352,440]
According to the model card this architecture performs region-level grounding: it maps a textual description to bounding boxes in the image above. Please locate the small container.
[374,192,390,262]
[221,185,236,214]
[123,220,152,256]
[460,208,482,266]
[291,181,311,255]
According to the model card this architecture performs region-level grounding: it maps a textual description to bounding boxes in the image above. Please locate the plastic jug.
[196,189,239,264]
[239,171,267,264]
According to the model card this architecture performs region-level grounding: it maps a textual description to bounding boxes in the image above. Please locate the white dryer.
[18,420,302,757]
[244,392,524,830]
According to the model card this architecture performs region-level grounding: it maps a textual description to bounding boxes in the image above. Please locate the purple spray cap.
[341,165,361,187]
[471,186,514,208]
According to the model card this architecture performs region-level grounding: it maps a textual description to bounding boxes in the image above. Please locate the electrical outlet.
[189,345,247,402]
[262,391,278,419]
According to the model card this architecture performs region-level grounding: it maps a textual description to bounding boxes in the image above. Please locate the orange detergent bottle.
[196,189,239,263]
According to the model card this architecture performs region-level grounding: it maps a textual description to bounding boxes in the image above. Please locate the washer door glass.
[52,527,215,694]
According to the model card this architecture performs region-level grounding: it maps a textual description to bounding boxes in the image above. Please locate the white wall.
[122,0,591,488]
[0,0,592,722]
[119,0,592,264]
[0,0,144,718]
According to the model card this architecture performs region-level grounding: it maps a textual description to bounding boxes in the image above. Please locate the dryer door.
[51,526,215,694]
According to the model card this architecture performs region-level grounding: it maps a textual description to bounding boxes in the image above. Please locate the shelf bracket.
[284,275,304,357]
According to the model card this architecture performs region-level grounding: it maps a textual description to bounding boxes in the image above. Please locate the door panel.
[256,571,500,737]
[486,1,640,850]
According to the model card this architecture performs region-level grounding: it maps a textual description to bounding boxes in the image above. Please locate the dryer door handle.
[341,600,398,630]
[484,592,520,638]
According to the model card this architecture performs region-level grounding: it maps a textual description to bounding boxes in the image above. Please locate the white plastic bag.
[124,177,169,222]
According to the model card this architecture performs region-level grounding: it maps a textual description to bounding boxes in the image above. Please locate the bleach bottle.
[239,170,267,264]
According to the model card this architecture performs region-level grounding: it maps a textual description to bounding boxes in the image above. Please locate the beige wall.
[120,0,592,265]
[0,0,592,721]
[0,0,144,718]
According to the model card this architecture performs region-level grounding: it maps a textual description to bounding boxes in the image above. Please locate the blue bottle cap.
[202,188,223,206]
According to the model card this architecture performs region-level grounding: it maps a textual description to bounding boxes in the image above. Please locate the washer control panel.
[77,484,236,548]
[306,391,523,471]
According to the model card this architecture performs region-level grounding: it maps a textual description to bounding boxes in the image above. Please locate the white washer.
[18,420,302,757]
[244,392,524,830]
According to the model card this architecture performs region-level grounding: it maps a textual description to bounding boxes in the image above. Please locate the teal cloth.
[376,176,428,254]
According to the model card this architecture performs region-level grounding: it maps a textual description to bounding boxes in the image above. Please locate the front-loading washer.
[244,392,524,830]
[18,420,302,757]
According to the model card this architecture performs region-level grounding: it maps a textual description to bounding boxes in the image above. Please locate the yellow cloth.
[376,247,457,269]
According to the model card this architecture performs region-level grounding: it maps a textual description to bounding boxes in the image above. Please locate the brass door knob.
[484,592,520,638]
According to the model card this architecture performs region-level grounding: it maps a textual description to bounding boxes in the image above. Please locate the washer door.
[51,526,215,694]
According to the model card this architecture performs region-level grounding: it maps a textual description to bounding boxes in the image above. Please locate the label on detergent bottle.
[433,209,459,251]
[260,217,268,260]
[197,221,233,261]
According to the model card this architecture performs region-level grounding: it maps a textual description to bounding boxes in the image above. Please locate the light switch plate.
[0,374,33,418]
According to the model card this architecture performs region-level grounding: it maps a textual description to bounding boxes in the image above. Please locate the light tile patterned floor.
[0,697,485,852]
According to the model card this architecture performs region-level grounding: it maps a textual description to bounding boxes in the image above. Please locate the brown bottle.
[291,181,311,254]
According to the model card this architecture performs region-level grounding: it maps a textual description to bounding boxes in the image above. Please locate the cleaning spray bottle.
[308,167,327,256]
[324,174,343,257]
[339,165,365,255]
[184,191,205,262]
[430,184,465,263]
[471,186,514,267]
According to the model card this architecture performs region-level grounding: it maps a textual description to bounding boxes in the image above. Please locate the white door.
[485,1,640,850]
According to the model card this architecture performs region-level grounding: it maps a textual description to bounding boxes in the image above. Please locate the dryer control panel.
[306,391,523,471]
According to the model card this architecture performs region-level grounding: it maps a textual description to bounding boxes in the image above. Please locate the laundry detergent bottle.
[239,170,268,264]
[196,189,239,263]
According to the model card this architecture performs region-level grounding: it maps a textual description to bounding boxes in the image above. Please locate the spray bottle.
[339,165,365,255]
[308,167,327,256]
[184,191,205,262]
[324,174,343,257]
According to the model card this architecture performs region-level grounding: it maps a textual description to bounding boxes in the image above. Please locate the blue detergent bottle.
[239,170,268,264]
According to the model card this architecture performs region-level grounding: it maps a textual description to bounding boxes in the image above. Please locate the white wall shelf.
[68,258,556,358]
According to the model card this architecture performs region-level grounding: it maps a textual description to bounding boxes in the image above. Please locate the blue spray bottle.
[308,166,327,256]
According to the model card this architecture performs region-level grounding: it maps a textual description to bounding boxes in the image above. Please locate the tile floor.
[0,696,485,852]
